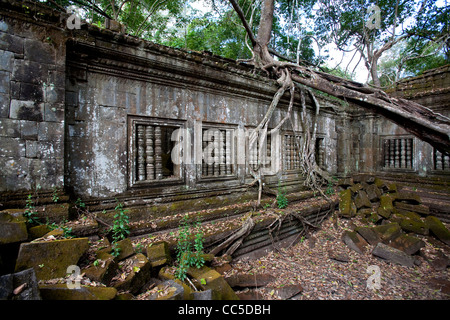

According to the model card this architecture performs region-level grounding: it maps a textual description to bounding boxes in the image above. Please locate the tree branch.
[228,0,257,47]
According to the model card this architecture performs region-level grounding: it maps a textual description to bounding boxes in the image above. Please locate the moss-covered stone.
[354,190,372,209]
[342,231,368,254]
[82,251,117,285]
[425,216,450,245]
[15,237,89,280]
[39,283,117,300]
[394,202,430,216]
[112,253,151,294]
[399,218,429,236]
[114,238,135,261]
[379,195,394,212]
[394,191,422,205]
[27,225,51,240]
[389,234,425,255]
[187,266,239,300]
[339,189,356,217]
[146,241,171,269]
[373,223,402,242]
[0,212,28,245]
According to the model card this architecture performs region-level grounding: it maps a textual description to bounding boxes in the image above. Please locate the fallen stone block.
[399,218,429,236]
[372,243,415,267]
[342,231,368,254]
[224,273,275,288]
[389,234,425,255]
[425,216,450,245]
[82,251,118,285]
[149,280,184,300]
[112,253,152,294]
[355,227,382,246]
[373,223,402,243]
[269,283,303,300]
[394,191,422,205]
[15,237,89,280]
[146,241,171,269]
[188,266,239,300]
[337,178,353,188]
[354,190,372,209]
[379,195,394,212]
[339,189,356,217]
[39,283,117,300]
[0,212,28,245]
[113,238,135,261]
[0,268,41,300]
[365,184,382,202]
[394,202,430,216]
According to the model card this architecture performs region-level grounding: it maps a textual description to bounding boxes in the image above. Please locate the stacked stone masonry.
[0,0,448,208]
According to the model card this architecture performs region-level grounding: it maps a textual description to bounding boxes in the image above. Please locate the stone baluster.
[137,125,146,181]
[202,130,208,176]
[219,130,226,175]
[154,126,163,180]
[145,125,155,180]
[400,139,406,168]
[226,130,232,174]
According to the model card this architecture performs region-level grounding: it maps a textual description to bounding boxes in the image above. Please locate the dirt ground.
[224,216,450,300]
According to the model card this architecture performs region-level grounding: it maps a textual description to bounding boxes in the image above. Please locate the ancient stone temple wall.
[0,0,340,205]
[0,1,67,195]
[0,0,447,210]
[64,30,340,200]
[349,65,450,179]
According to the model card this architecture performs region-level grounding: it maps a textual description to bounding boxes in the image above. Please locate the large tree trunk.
[229,0,450,154]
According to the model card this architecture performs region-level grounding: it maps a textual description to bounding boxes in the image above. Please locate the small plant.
[52,186,60,203]
[325,177,338,196]
[175,215,205,281]
[109,201,130,257]
[24,194,40,225]
[48,220,74,239]
[276,182,288,209]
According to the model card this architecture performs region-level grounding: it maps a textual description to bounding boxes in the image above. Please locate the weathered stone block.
[354,190,372,209]
[188,266,239,300]
[366,184,382,202]
[342,231,368,254]
[339,189,356,217]
[389,234,425,255]
[0,93,10,118]
[395,202,430,216]
[0,119,20,138]
[24,38,56,64]
[149,280,185,300]
[113,253,151,294]
[425,216,450,245]
[379,194,394,212]
[82,251,117,285]
[39,283,117,300]
[0,211,28,245]
[10,100,43,121]
[146,241,171,269]
[19,82,44,102]
[394,191,422,205]
[399,218,429,236]
[355,226,381,246]
[373,223,402,242]
[15,237,89,280]
[0,268,41,300]
[372,242,415,267]
[0,49,14,72]
[0,32,24,54]
[0,137,25,157]
[114,238,135,261]
[0,70,10,95]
